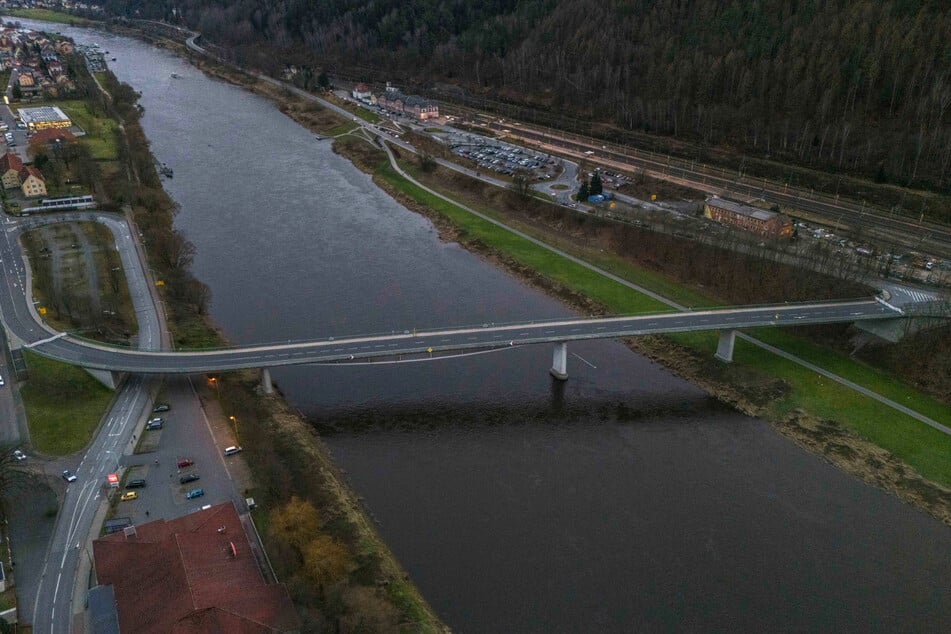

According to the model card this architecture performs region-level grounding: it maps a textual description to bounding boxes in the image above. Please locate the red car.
[177,458,194,469]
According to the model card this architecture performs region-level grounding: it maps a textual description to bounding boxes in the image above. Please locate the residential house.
[19,166,47,198]
[0,152,23,190]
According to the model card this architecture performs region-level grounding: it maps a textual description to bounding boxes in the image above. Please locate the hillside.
[94,0,951,208]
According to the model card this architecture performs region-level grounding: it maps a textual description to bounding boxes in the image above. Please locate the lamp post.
[229,415,239,445]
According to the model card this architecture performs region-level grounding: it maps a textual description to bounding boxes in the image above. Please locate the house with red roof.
[93,503,299,633]
[0,152,23,190]
[19,166,46,198]
[28,128,75,150]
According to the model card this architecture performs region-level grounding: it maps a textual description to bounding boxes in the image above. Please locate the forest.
[92,0,951,196]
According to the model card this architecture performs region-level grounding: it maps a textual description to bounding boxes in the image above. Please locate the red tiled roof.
[94,503,299,634]
[0,152,22,173]
[19,166,44,181]
[28,128,75,146]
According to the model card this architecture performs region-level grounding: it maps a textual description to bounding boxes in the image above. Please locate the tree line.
[90,0,951,202]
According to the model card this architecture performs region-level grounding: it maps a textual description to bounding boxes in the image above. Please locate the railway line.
[437,103,951,258]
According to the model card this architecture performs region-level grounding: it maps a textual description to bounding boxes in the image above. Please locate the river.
[29,21,951,632]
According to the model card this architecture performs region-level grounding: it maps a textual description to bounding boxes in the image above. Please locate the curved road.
[0,211,165,634]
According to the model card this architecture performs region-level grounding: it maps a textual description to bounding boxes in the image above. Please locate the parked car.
[179,473,200,484]
[177,458,194,469]
[146,420,163,430]
[0,375,5,386]
[62,470,77,482]
[120,491,137,501]
[148,417,164,425]
[185,488,204,500]
[223,446,242,456]
[12,449,25,461]
[153,403,170,412]
[126,479,146,489]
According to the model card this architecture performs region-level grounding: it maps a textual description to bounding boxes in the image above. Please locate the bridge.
[23,298,902,391]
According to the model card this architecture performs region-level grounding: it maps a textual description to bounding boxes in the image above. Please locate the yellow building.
[19,166,47,197]
[18,105,72,131]
[0,152,23,190]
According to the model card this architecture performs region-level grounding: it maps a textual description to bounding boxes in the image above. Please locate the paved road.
[0,210,166,634]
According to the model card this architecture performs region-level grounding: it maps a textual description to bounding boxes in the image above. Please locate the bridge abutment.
[84,368,124,390]
[714,329,736,363]
[261,368,274,394]
[550,342,568,380]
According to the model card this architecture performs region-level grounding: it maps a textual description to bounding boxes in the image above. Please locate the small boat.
[170,72,181,79]
[111,57,117,61]
[159,163,173,178]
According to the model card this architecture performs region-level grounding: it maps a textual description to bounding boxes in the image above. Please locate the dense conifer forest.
[96,0,951,195]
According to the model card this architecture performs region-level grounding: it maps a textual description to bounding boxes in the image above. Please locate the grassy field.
[1,8,94,25]
[21,351,114,455]
[369,148,951,488]
[43,99,119,160]
[323,94,381,124]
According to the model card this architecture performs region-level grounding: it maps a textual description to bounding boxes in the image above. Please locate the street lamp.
[229,415,239,444]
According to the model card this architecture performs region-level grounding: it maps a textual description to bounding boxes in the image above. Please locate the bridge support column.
[261,368,274,395]
[715,329,737,363]
[550,342,568,380]
[84,368,124,390]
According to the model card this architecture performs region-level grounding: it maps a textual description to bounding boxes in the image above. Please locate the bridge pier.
[261,368,274,394]
[714,329,737,363]
[84,368,124,390]
[550,342,568,380]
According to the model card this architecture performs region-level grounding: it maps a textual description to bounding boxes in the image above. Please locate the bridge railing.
[59,296,885,353]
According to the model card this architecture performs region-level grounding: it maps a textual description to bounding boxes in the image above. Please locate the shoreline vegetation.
[331,137,951,524]
[7,20,445,630]
[14,15,949,629]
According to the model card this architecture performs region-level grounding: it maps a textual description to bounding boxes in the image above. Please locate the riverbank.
[324,135,951,526]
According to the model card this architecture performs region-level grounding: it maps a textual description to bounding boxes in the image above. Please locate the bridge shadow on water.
[308,386,733,435]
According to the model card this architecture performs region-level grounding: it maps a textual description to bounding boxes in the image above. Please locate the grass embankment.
[0,8,94,25]
[322,92,381,124]
[213,373,445,631]
[20,351,114,455]
[332,135,951,521]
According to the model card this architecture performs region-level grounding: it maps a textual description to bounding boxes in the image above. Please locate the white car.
[0,375,5,386]
[12,450,25,461]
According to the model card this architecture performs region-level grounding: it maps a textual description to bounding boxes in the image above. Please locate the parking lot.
[442,131,560,179]
[109,376,251,527]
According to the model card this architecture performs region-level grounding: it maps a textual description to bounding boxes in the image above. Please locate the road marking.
[24,331,67,348]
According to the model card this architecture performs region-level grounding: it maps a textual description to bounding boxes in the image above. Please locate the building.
[17,105,72,131]
[351,83,371,101]
[0,152,23,189]
[93,502,300,634]
[703,196,793,238]
[377,86,439,120]
[17,72,40,96]
[19,166,47,197]
[28,127,75,150]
